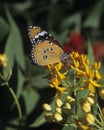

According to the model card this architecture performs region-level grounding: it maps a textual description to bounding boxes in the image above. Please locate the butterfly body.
[28,26,68,66]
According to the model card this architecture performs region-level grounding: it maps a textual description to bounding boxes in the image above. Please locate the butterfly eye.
[43,56,47,60]
[50,48,53,51]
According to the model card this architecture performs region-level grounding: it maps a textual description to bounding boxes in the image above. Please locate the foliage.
[0,0,104,130]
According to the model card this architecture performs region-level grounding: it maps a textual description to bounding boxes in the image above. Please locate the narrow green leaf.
[87,41,94,64]
[5,6,25,69]
[0,17,9,41]
[31,74,48,89]
[60,13,81,31]
[22,88,40,114]
[6,119,19,130]
[17,67,25,98]
[83,1,104,28]
[5,31,15,68]
[30,113,46,127]
[30,100,54,127]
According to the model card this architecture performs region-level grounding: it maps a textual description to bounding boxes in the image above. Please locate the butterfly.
[28,26,69,66]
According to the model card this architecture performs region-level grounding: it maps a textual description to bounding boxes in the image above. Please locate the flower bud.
[101,108,104,116]
[86,97,94,105]
[65,103,71,109]
[82,102,91,113]
[53,112,63,122]
[43,103,52,111]
[88,92,95,98]
[44,113,53,122]
[85,113,95,125]
[66,96,75,103]
[55,107,62,114]
[55,99,63,107]
[99,89,104,99]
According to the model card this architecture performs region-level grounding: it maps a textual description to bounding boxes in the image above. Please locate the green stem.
[95,117,103,127]
[97,104,104,124]
[7,84,22,118]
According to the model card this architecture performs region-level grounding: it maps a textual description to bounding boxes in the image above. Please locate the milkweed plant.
[0,50,104,130]
[42,51,104,130]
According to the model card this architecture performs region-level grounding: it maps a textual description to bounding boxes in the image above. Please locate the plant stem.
[6,83,22,118]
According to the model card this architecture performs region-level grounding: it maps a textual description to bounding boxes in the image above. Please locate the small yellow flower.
[93,62,101,69]
[70,51,79,59]
[83,78,101,93]
[0,54,7,67]
[93,62,102,79]
[82,66,101,93]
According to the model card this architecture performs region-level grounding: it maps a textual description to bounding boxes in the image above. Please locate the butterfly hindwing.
[32,40,64,66]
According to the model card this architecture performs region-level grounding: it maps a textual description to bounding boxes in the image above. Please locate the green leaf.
[5,6,25,69]
[30,99,54,127]
[30,113,46,127]
[6,119,19,130]
[5,31,15,68]
[31,74,49,89]
[16,66,25,98]
[83,0,104,28]
[0,17,9,41]
[60,13,81,31]
[87,41,94,65]
[22,88,40,114]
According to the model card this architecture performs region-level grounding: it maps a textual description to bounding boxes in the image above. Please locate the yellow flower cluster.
[45,51,104,129]
[70,52,102,93]
[43,96,75,123]
[47,62,69,94]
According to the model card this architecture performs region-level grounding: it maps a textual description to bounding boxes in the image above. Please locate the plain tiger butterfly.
[28,26,69,66]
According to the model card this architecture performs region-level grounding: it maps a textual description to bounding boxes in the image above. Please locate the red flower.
[63,31,86,54]
[93,42,104,61]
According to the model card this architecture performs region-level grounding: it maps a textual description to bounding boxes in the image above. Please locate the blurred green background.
[0,0,104,130]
